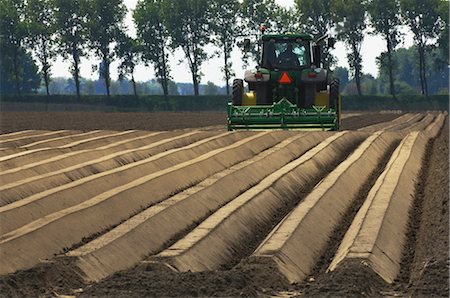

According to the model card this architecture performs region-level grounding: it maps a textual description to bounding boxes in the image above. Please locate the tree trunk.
[352,42,362,96]
[161,48,169,96]
[224,43,230,95]
[192,70,199,96]
[422,46,428,97]
[13,48,21,96]
[41,38,50,96]
[104,56,111,97]
[131,73,137,98]
[418,44,426,95]
[386,38,396,99]
[72,44,81,100]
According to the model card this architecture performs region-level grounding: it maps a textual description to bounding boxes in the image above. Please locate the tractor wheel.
[329,78,340,130]
[232,79,244,106]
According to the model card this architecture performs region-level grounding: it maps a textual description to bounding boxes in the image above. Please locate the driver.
[278,43,300,67]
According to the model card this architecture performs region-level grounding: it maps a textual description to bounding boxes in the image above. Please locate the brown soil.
[0,112,446,298]
[0,111,400,132]
[405,118,449,297]
[0,111,227,132]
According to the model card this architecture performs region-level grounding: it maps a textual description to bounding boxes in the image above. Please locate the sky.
[50,0,414,86]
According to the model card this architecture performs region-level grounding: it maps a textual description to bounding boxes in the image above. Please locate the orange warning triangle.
[278,72,293,84]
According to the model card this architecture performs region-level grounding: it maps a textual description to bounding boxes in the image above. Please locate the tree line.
[0,0,448,99]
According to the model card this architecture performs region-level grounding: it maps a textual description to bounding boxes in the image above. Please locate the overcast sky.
[50,0,414,86]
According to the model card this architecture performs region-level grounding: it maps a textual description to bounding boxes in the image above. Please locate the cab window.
[262,39,309,70]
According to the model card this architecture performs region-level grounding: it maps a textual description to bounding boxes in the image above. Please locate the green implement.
[227,99,338,131]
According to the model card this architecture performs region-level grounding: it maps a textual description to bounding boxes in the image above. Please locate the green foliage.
[2,94,447,112]
[436,0,449,63]
[53,0,89,99]
[0,0,28,95]
[294,0,332,36]
[116,34,140,97]
[367,0,402,98]
[331,0,367,96]
[377,46,449,95]
[161,0,211,96]
[333,66,349,92]
[240,0,278,63]
[294,0,335,68]
[133,0,171,95]
[400,0,443,95]
[209,0,240,94]
[25,0,57,95]
[0,49,40,95]
[87,0,127,97]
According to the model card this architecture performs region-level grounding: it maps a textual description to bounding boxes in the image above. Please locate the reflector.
[279,72,292,84]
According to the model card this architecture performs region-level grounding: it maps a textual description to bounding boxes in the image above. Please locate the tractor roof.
[262,33,314,40]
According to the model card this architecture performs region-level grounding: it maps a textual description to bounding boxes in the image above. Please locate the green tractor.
[227,32,340,131]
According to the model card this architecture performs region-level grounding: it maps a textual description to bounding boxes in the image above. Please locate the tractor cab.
[227,33,340,131]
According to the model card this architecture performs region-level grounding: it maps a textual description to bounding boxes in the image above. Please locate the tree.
[209,0,239,95]
[87,0,126,97]
[134,0,171,96]
[240,0,278,64]
[162,0,211,96]
[202,81,220,95]
[400,0,443,96]
[25,0,56,96]
[368,0,402,99]
[54,0,89,99]
[0,0,28,96]
[116,34,140,97]
[332,0,367,96]
[294,0,335,68]
[436,0,449,64]
[0,48,40,95]
[333,66,349,92]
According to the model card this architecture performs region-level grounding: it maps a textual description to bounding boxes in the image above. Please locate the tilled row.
[0,113,445,289]
[328,113,446,283]
[64,132,331,281]
[0,131,290,275]
[0,130,219,203]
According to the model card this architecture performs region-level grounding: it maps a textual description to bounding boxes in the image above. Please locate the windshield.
[262,39,310,70]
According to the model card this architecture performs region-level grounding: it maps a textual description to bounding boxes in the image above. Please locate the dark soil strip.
[293,139,400,297]
[341,113,402,130]
[397,117,449,297]
[1,111,399,132]
[0,111,227,132]
[0,259,85,298]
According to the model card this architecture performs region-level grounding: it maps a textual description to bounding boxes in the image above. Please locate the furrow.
[0,130,75,148]
[0,131,286,275]
[327,115,445,283]
[0,131,239,232]
[18,130,107,149]
[62,132,330,282]
[399,113,435,133]
[0,131,142,167]
[357,114,419,133]
[0,130,212,199]
[250,131,399,283]
[0,130,38,141]
[153,131,365,273]
[0,130,171,168]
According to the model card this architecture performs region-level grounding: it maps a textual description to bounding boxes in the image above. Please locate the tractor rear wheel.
[330,78,340,130]
[232,79,244,106]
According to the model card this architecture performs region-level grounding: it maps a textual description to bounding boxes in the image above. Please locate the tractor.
[227,30,340,131]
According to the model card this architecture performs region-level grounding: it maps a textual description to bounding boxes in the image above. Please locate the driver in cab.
[278,43,300,67]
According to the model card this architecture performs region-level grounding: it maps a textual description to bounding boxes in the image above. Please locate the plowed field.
[0,112,448,297]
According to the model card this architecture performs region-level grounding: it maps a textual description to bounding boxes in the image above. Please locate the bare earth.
[0,111,447,298]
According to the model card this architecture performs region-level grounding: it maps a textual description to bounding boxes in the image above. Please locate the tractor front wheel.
[232,79,244,106]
